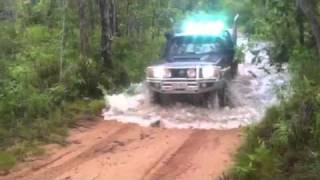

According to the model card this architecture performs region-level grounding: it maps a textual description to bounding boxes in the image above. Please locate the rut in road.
[143,131,211,180]
[5,123,136,180]
[34,125,135,180]
[3,121,242,180]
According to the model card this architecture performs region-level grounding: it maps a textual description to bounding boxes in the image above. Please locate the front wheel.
[150,91,171,106]
[150,91,160,104]
[159,94,171,106]
[206,91,217,109]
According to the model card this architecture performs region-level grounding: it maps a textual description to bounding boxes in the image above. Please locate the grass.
[0,151,16,172]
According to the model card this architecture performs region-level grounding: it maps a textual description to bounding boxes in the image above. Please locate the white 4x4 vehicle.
[146,16,239,108]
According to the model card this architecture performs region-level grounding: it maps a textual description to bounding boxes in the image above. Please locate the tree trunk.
[88,1,98,31]
[110,0,117,35]
[59,0,67,82]
[151,7,156,39]
[99,0,113,67]
[297,0,320,54]
[126,0,130,36]
[296,7,305,45]
[47,0,56,29]
[78,0,90,59]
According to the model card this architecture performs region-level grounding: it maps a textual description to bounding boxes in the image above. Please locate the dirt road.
[4,120,242,180]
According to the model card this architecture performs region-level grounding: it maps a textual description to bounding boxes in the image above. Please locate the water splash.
[103,37,289,130]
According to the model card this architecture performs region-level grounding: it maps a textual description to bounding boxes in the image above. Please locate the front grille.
[199,68,203,78]
[171,69,187,78]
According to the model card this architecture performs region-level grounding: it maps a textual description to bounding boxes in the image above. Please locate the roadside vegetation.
[229,0,320,179]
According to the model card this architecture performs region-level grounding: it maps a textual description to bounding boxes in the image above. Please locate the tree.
[297,0,320,54]
[59,0,67,81]
[110,0,117,35]
[98,0,113,68]
[78,0,90,59]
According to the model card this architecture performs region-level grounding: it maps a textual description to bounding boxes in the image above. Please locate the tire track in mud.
[140,147,177,179]
[139,130,195,180]
[5,122,242,180]
[76,127,196,180]
[144,130,214,180]
[14,124,136,180]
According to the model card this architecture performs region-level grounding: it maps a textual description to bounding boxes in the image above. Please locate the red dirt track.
[3,120,242,180]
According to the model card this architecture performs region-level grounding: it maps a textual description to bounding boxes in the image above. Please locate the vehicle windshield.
[167,35,228,57]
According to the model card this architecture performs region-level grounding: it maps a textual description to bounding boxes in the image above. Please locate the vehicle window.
[168,36,227,56]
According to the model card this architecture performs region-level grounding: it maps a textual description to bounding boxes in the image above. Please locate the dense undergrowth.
[0,1,165,171]
[229,0,320,179]
[234,49,320,179]
[0,21,108,170]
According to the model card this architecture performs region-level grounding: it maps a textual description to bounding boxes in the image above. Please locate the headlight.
[147,68,154,77]
[187,68,196,78]
[147,66,171,78]
[153,66,166,78]
[202,66,221,79]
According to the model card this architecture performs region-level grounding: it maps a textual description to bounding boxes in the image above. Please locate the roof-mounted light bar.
[182,20,226,36]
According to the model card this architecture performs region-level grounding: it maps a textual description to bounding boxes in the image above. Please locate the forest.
[1,0,320,179]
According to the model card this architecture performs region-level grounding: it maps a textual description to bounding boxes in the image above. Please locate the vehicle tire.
[190,94,201,106]
[159,94,172,106]
[217,88,228,108]
[206,91,217,109]
[150,91,161,104]
[199,94,208,107]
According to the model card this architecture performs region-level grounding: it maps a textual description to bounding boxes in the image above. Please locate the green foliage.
[233,140,280,179]
[112,36,165,83]
[0,22,18,58]
[0,151,16,172]
[232,52,320,179]
[232,55,320,179]
[88,100,106,115]
[235,46,245,63]
[7,141,45,161]
[231,107,284,180]
[228,0,320,179]
[63,99,105,121]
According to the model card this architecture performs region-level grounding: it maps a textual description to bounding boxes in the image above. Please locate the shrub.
[88,100,106,116]
[231,46,320,180]
[0,151,16,172]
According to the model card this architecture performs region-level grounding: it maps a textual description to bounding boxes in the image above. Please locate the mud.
[3,120,242,180]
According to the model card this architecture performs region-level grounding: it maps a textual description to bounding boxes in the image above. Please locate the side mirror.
[234,14,239,23]
[233,14,240,45]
